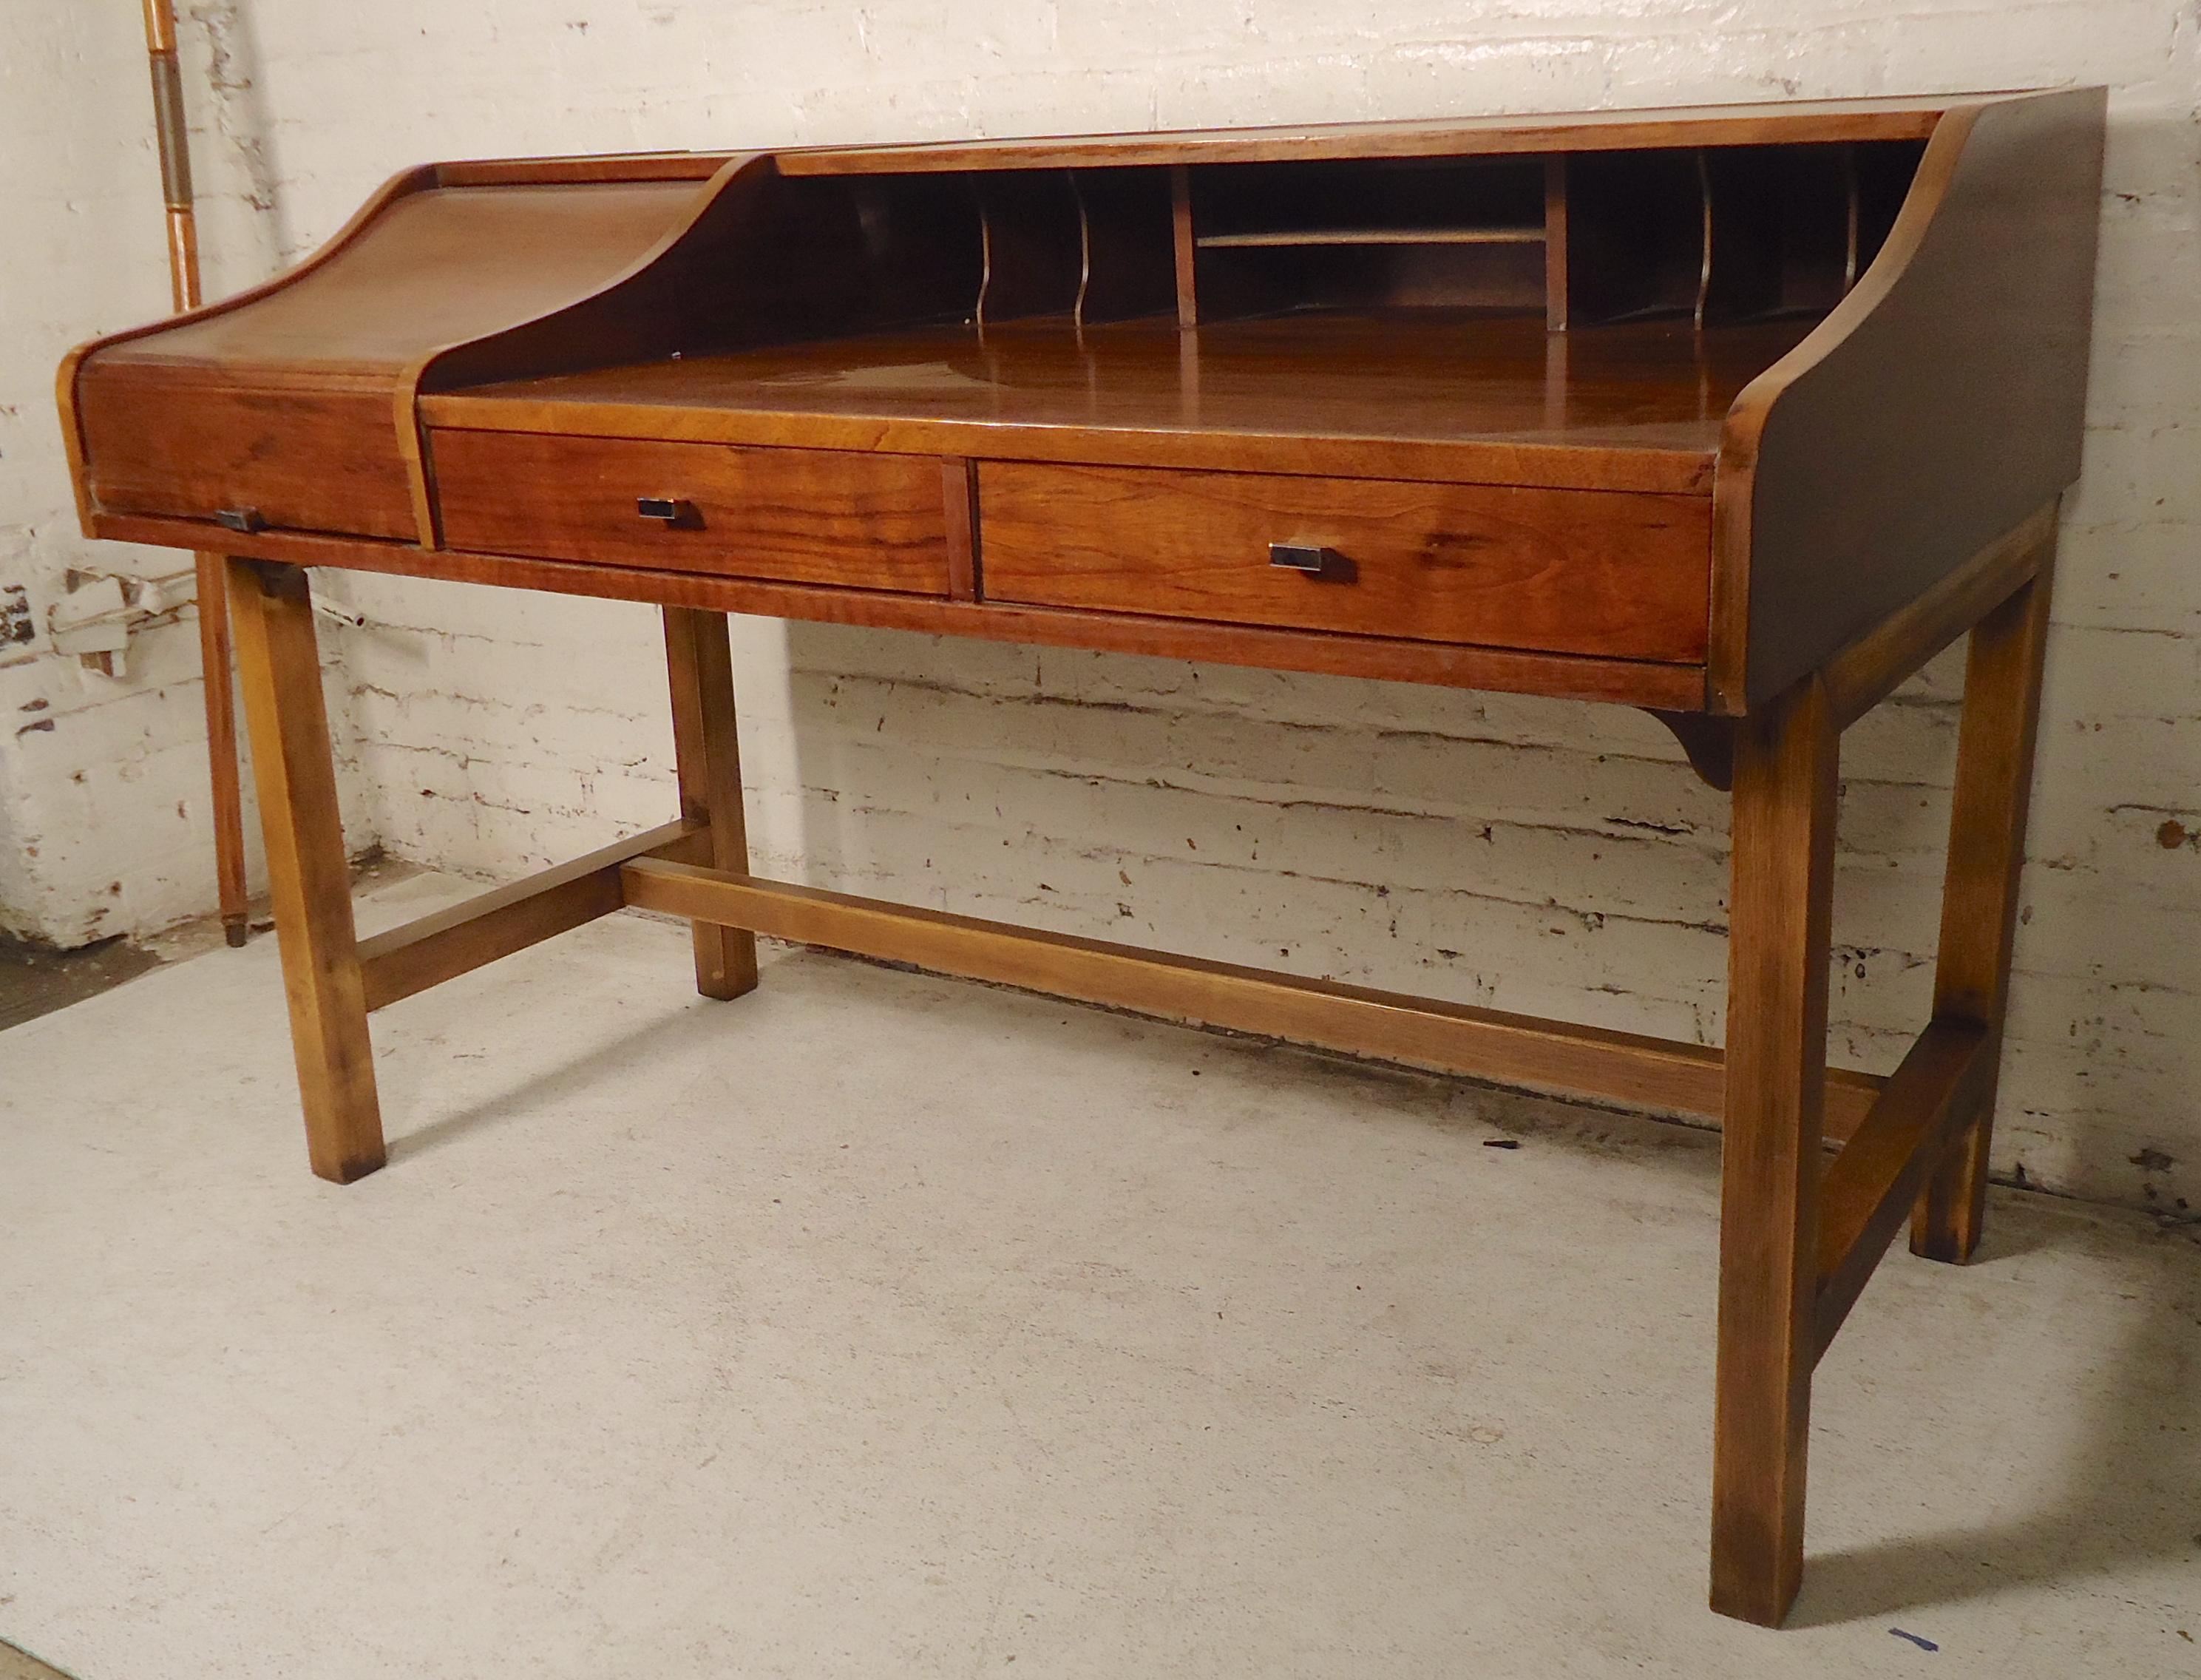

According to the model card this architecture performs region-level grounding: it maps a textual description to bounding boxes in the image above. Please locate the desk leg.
[1712,674,1837,1625]
[1911,557,2055,1262]
[662,606,759,1000]
[226,559,385,1184]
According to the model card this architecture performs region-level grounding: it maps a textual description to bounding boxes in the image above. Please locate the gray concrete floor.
[0,870,2195,1678]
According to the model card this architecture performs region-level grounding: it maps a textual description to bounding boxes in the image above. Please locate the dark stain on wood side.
[1715,88,2104,708]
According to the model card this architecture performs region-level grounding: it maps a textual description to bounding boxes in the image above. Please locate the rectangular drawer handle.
[636,496,697,526]
[1269,542,1337,575]
[214,506,266,534]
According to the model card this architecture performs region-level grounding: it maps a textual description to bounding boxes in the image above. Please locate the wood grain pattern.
[431,430,951,593]
[779,98,1956,175]
[424,311,1806,497]
[942,457,979,600]
[358,818,708,1011]
[57,160,437,529]
[1911,552,2055,1261]
[80,370,420,538]
[620,856,1882,1137]
[225,560,384,1184]
[662,608,759,1000]
[980,461,1712,663]
[1712,87,2104,709]
[96,181,707,376]
[1712,673,1837,1627]
[69,172,716,543]
[101,512,1711,710]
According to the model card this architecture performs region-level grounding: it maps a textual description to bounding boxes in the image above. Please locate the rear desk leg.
[1712,674,1837,1625]
[1912,552,2055,1262]
[225,559,384,1184]
[662,606,759,1000]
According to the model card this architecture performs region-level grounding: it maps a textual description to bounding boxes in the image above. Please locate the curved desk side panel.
[416,158,1000,406]
[62,163,722,544]
[1714,87,2106,711]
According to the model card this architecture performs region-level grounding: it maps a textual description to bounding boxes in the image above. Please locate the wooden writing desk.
[59,92,2106,1625]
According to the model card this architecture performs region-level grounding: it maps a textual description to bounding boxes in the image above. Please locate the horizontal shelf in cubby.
[1196,225,1547,248]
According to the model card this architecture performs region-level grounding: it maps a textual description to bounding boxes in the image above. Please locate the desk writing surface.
[424,312,1819,495]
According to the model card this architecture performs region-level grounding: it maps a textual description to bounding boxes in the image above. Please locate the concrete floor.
[0,873,2195,1679]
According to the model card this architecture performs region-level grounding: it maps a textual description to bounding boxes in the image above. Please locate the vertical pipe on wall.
[140,0,251,947]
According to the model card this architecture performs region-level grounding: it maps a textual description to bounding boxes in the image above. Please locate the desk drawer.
[79,370,420,541]
[432,430,951,593]
[978,464,1710,661]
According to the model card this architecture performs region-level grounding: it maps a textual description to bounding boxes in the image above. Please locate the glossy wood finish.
[1912,552,2055,1261]
[432,430,952,592]
[662,607,759,1001]
[424,311,1806,496]
[1712,673,1837,1627]
[980,461,1711,662]
[225,560,383,1184]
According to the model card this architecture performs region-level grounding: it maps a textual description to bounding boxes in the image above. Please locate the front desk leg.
[225,559,385,1183]
[1711,674,1837,1625]
[1911,559,2055,1261]
[662,606,759,1000]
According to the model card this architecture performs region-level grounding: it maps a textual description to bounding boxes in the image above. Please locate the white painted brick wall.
[8,4,2197,1216]
[0,2,301,946]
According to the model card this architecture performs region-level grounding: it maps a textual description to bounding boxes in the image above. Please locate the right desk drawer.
[977,463,1710,663]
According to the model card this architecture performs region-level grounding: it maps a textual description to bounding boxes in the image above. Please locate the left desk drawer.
[430,430,952,594]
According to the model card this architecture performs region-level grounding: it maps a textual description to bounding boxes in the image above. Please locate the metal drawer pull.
[636,496,696,524]
[1268,542,1336,575]
[213,506,266,534]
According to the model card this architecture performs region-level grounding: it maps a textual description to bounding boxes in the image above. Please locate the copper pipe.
[140,0,249,946]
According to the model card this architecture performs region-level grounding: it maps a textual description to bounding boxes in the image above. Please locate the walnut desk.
[59,92,2106,1625]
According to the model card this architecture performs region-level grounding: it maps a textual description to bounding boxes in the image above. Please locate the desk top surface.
[426,312,1819,495]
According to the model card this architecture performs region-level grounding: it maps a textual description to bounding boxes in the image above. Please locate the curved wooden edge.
[1708,87,2106,714]
[396,155,769,545]
[1708,109,1984,711]
[57,162,441,534]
